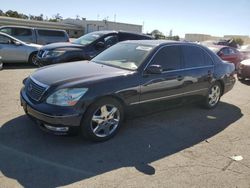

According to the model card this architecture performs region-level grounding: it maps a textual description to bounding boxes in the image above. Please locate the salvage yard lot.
[0,65,250,188]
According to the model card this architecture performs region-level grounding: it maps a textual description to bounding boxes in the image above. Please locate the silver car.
[0,32,42,64]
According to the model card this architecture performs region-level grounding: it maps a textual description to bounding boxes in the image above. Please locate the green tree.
[166,35,180,41]
[151,29,165,39]
[0,10,4,16]
[233,38,244,46]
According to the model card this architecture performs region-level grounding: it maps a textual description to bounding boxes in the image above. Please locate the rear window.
[37,30,66,37]
[13,28,32,36]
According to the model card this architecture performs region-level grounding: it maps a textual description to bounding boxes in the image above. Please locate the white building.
[0,16,143,38]
[62,18,142,35]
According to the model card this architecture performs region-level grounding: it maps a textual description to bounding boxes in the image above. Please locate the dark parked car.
[20,40,236,141]
[35,30,153,66]
[207,45,244,68]
[237,59,250,81]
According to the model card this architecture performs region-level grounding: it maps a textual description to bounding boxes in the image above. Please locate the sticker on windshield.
[136,46,153,51]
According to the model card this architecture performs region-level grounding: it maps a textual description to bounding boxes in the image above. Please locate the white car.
[0,32,42,65]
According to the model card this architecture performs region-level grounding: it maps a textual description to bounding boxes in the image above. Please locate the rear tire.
[81,97,124,142]
[203,82,222,109]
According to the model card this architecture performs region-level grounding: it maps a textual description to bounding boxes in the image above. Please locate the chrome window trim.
[130,88,208,105]
[143,43,215,75]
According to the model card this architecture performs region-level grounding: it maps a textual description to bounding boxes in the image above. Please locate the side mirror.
[13,40,22,46]
[145,64,163,74]
[96,41,105,49]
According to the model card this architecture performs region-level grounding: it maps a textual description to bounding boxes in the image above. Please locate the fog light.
[44,124,69,132]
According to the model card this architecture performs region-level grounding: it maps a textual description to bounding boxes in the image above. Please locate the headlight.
[46,88,88,106]
[42,50,65,58]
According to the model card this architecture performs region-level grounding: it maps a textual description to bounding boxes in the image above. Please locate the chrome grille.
[26,77,48,101]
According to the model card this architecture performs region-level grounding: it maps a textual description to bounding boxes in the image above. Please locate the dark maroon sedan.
[208,45,244,69]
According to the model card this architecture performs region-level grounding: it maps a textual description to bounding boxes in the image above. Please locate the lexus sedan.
[0,32,42,64]
[35,30,153,66]
[20,40,236,141]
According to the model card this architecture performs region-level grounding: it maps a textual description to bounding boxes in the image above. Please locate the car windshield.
[73,33,104,45]
[92,43,154,70]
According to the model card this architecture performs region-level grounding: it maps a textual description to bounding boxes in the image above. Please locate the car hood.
[26,43,42,49]
[241,59,250,66]
[41,42,84,50]
[31,61,133,86]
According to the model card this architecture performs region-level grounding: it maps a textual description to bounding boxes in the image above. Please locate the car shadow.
[239,79,250,86]
[2,63,37,70]
[0,102,243,187]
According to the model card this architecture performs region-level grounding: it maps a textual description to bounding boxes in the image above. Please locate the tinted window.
[13,28,32,36]
[182,45,209,68]
[0,35,11,44]
[150,46,181,71]
[37,30,65,37]
[221,48,230,55]
[0,28,12,35]
[104,35,118,47]
[203,51,214,65]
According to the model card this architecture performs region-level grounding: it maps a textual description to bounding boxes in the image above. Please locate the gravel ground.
[0,65,250,188]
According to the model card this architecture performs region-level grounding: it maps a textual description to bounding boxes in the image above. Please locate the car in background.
[20,40,235,141]
[237,59,250,81]
[0,32,41,64]
[239,45,250,60]
[207,45,243,68]
[0,26,69,45]
[35,30,153,66]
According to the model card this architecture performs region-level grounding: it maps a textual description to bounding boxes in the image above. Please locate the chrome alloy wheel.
[208,85,221,107]
[91,104,120,137]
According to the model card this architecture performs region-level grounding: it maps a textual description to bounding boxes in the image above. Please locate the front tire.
[81,97,124,142]
[28,52,38,66]
[203,82,222,109]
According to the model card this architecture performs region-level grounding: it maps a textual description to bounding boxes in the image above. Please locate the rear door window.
[12,28,32,36]
[37,30,65,37]
[182,45,212,68]
[150,45,182,71]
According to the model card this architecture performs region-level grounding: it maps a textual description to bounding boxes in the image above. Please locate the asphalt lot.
[0,64,250,188]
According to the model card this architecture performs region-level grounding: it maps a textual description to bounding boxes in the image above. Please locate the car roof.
[0,25,67,32]
[0,25,34,29]
[89,30,153,38]
[120,40,198,47]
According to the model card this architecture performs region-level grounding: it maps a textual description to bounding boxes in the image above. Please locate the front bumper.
[36,56,62,66]
[20,88,83,132]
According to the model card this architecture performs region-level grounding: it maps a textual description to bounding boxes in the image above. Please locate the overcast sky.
[1,0,250,37]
